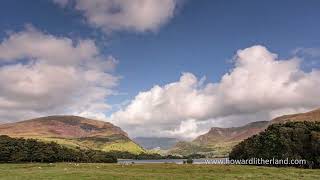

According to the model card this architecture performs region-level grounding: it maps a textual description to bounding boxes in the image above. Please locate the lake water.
[118,158,229,164]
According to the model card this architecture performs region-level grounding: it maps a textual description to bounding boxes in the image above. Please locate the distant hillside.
[169,121,268,157]
[194,121,269,144]
[0,116,144,154]
[133,137,180,150]
[170,108,320,157]
[271,108,320,124]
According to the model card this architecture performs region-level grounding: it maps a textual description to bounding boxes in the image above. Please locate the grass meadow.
[0,163,319,180]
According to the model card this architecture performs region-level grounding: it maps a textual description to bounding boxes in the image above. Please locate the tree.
[229,122,320,168]
[0,135,117,163]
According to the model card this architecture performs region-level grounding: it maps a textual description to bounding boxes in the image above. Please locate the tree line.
[0,135,205,163]
[106,150,205,160]
[0,135,117,163]
[229,121,320,168]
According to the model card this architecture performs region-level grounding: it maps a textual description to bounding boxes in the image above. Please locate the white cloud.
[0,26,119,121]
[110,45,320,139]
[53,0,180,33]
[167,119,206,139]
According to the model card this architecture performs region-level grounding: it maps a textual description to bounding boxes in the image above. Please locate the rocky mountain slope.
[193,121,269,144]
[169,121,268,157]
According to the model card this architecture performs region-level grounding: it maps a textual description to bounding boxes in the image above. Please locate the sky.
[0,0,320,139]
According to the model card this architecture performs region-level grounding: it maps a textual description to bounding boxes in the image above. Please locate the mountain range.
[1,108,320,157]
[0,116,144,154]
[169,108,320,157]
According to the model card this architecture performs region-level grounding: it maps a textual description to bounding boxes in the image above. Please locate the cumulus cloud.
[166,119,207,139]
[53,0,180,32]
[110,45,320,139]
[0,26,119,122]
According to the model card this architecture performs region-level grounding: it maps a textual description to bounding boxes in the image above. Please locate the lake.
[118,158,229,164]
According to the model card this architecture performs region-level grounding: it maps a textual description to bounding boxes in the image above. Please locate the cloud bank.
[53,0,180,33]
[0,26,118,121]
[110,45,320,139]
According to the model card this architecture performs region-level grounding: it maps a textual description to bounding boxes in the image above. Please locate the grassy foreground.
[0,163,319,180]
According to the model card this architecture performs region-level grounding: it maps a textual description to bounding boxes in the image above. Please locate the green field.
[0,163,319,179]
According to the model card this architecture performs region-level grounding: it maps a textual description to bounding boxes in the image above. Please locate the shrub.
[186,158,193,164]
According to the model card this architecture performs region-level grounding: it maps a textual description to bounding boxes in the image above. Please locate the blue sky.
[1,0,319,104]
[0,0,320,137]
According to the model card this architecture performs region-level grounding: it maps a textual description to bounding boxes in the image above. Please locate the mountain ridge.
[0,115,127,138]
[194,108,320,145]
[193,121,269,144]
[271,108,320,124]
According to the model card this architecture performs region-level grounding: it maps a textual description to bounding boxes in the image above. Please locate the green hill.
[0,116,145,154]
